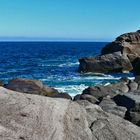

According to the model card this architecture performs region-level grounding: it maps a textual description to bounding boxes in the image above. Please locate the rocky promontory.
[79,30,140,75]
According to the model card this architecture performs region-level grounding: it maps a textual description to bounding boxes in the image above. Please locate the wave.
[58,62,79,67]
[38,62,79,67]
[54,84,88,97]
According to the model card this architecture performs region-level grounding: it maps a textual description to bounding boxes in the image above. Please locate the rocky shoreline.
[0,76,140,139]
[0,30,140,139]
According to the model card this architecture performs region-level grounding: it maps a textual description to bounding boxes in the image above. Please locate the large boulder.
[79,52,133,73]
[82,82,129,100]
[5,78,71,99]
[101,30,140,56]
[113,91,140,126]
[0,87,140,140]
[73,94,99,104]
[128,81,138,92]
[77,100,140,140]
[99,96,127,118]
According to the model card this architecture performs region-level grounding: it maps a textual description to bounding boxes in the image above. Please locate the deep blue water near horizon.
[0,42,134,96]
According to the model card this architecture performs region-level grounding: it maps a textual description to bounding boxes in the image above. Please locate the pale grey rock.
[78,100,140,140]
[0,87,140,140]
[128,81,138,92]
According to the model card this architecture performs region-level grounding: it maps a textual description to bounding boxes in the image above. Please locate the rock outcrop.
[82,81,129,100]
[0,87,140,140]
[99,96,127,118]
[79,30,140,75]
[5,78,72,99]
[101,30,140,55]
[75,77,140,126]
[113,92,140,126]
[79,52,133,73]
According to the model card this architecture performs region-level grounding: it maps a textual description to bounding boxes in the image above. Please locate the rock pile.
[74,76,140,127]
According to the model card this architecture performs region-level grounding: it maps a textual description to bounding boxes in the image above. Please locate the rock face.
[79,30,140,75]
[0,87,140,140]
[101,30,140,55]
[128,81,138,92]
[113,92,140,126]
[79,52,133,73]
[82,82,129,100]
[5,78,71,99]
[133,57,140,75]
[73,94,99,104]
[99,96,127,118]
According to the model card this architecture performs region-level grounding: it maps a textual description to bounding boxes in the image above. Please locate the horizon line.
[0,36,113,42]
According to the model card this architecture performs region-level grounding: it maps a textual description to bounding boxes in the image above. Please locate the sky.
[0,0,140,41]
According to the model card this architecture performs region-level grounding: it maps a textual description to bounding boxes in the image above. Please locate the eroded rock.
[79,52,133,73]
[5,78,71,99]
[0,87,140,140]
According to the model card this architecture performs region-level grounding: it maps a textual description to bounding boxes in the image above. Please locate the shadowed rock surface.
[128,81,138,92]
[0,87,140,140]
[113,91,140,126]
[79,52,133,73]
[82,82,129,100]
[73,94,99,104]
[99,96,127,118]
[5,78,72,99]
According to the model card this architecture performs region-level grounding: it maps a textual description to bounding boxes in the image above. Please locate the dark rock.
[79,52,133,73]
[5,78,59,97]
[0,81,4,86]
[120,77,130,84]
[73,94,99,104]
[5,78,72,99]
[73,94,81,101]
[82,82,129,100]
[133,57,140,75]
[134,76,140,90]
[134,76,140,84]
[127,54,139,67]
[99,96,127,118]
[113,92,140,125]
[128,81,138,92]
[55,92,72,100]
[130,111,140,126]
[101,31,140,56]
[80,94,99,104]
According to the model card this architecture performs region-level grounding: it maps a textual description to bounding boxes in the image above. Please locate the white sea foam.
[38,62,79,67]
[104,82,111,86]
[55,84,88,97]
[58,62,79,67]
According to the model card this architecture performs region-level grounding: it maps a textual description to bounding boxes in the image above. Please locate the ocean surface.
[0,42,134,96]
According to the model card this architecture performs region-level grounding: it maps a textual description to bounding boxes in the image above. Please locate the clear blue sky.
[0,0,140,41]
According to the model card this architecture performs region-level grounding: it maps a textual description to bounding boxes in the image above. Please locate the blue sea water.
[0,42,134,96]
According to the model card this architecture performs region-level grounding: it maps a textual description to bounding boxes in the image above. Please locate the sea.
[0,42,134,96]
